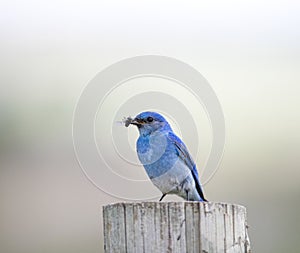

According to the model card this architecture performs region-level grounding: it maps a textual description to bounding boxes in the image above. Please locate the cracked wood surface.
[103,202,251,253]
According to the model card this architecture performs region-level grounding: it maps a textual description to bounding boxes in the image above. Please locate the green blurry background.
[0,0,299,252]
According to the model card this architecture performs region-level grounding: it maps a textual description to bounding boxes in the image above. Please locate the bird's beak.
[130,118,144,126]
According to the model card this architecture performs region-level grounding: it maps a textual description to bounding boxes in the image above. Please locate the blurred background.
[0,0,299,252]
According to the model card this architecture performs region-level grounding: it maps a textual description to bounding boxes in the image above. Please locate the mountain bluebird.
[126,111,207,202]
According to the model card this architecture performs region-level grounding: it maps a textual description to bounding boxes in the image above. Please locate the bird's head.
[130,111,172,136]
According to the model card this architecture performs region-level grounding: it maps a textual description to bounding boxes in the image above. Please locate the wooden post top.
[103,202,251,253]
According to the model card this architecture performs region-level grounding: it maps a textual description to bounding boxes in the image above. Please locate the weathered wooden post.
[103,202,251,253]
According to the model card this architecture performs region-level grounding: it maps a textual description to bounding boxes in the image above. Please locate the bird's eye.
[147,116,153,122]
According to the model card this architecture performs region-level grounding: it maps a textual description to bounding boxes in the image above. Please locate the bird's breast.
[136,133,169,166]
[136,132,186,182]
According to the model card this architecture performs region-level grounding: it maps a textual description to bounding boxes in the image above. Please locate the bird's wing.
[167,132,207,201]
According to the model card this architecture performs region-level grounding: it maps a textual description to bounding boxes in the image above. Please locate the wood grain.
[103,202,251,253]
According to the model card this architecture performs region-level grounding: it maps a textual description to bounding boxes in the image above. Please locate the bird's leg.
[186,189,190,201]
[159,193,166,202]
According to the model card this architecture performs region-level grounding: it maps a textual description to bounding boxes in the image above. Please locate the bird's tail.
[191,167,208,202]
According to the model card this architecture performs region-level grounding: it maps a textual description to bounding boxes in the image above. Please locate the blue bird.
[128,111,207,202]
